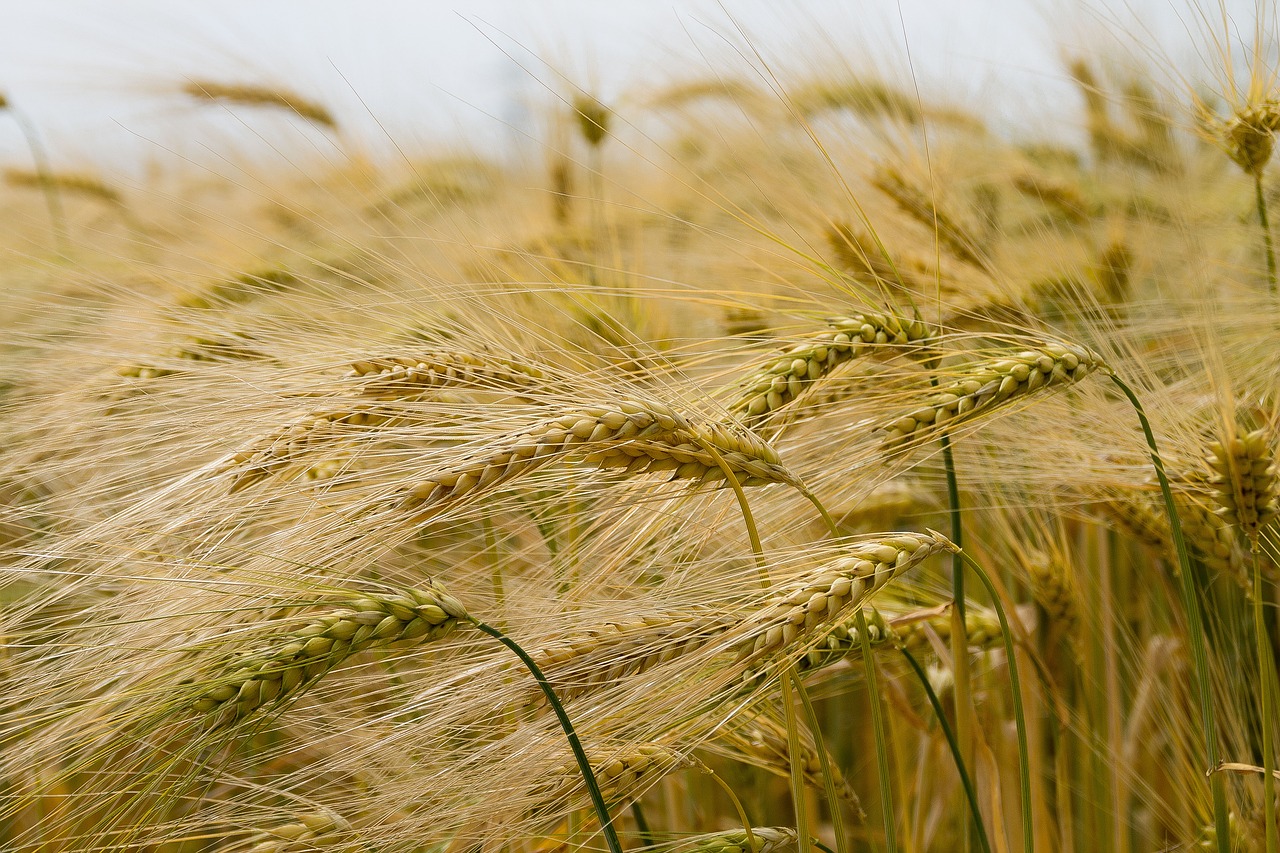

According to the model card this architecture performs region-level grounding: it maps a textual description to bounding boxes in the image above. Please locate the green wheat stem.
[1254,547,1277,853]
[1107,373,1228,853]
[780,669,814,853]
[1257,173,1277,296]
[855,608,896,852]
[806,489,897,852]
[899,646,992,853]
[692,436,767,585]
[792,670,851,853]
[955,550,1032,853]
[470,619,624,853]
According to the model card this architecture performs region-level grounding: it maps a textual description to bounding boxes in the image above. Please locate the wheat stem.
[899,647,991,853]
[1254,546,1278,853]
[1107,373,1228,853]
[469,619,624,853]
[791,672,852,853]
[780,670,813,853]
[855,607,895,852]
[956,550,1033,853]
[1257,173,1277,296]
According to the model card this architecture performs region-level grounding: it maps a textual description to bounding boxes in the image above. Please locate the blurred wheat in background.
[4,1,1280,851]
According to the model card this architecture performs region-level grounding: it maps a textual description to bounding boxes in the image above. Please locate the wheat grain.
[400,400,798,518]
[347,351,544,398]
[871,166,989,269]
[533,744,695,813]
[1206,428,1279,544]
[677,827,798,853]
[716,711,859,804]
[740,531,953,660]
[242,809,350,853]
[730,314,931,426]
[183,80,337,130]
[881,343,1103,451]
[531,613,736,702]
[189,582,467,729]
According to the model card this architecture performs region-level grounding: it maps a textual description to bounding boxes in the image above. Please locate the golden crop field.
[2,5,1279,851]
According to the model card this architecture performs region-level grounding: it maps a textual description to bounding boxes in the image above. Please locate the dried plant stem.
[955,550,1033,853]
[899,647,991,853]
[1258,174,1277,296]
[1108,373,1228,853]
[469,619,624,853]
[1253,547,1277,853]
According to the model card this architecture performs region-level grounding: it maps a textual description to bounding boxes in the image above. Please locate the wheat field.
[2,5,1280,852]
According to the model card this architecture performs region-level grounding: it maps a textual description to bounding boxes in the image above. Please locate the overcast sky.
[0,1,1267,176]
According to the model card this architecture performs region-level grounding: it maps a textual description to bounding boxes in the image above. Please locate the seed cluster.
[536,744,690,811]
[680,828,799,853]
[401,400,797,515]
[1207,428,1279,543]
[742,532,952,659]
[731,313,931,423]
[192,583,467,727]
[532,614,735,701]
[244,809,350,853]
[347,350,544,398]
[881,344,1103,450]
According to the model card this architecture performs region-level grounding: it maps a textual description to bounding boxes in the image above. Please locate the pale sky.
[0,1,1266,176]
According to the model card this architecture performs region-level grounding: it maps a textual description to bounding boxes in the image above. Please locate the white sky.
[0,1,1268,176]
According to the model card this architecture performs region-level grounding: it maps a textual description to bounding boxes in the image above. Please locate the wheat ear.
[183,80,337,130]
[532,744,695,814]
[531,613,736,702]
[189,582,466,728]
[241,809,350,853]
[740,532,954,660]
[730,313,931,426]
[881,343,1103,451]
[1207,428,1279,546]
[400,401,797,517]
[677,828,799,853]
